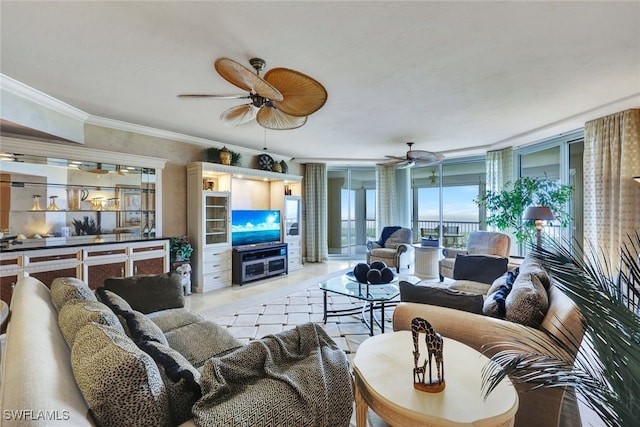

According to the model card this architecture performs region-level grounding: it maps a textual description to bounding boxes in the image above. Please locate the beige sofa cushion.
[50,277,97,312]
[71,322,171,427]
[164,320,243,368]
[58,300,124,347]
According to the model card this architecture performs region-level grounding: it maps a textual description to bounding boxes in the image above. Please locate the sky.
[343,185,481,223]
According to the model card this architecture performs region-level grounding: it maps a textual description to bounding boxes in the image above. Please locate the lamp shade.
[523,206,555,221]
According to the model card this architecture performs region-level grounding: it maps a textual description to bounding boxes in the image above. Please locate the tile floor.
[185,260,433,360]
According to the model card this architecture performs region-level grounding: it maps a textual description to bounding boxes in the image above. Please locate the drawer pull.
[212,264,221,268]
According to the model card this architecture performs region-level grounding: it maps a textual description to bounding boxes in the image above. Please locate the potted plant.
[169,236,193,262]
[475,176,573,244]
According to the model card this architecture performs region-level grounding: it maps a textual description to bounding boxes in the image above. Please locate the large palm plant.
[481,233,640,427]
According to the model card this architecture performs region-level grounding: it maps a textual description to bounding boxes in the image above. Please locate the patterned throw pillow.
[96,287,168,345]
[50,277,97,312]
[143,340,201,425]
[71,323,172,427]
[58,300,124,347]
[505,273,550,327]
[95,288,132,311]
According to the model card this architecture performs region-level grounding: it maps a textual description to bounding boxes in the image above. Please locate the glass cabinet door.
[284,196,300,238]
[204,192,229,245]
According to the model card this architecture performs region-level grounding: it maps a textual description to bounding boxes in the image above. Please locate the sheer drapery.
[485,147,514,232]
[584,109,640,266]
[486,147,514,195]
[304,163,328,262]
[375,164,398,235]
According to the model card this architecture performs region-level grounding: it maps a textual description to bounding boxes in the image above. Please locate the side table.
[412,244,442,280]
[353,331,518,426]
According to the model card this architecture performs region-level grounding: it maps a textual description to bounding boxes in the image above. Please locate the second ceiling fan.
[384,142,445,169]
[178,57,328,130]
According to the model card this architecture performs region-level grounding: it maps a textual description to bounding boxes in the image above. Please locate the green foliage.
[475,177,573,243]
[482,235,640,427]
[71,216,102,236]
[169,236,193,262]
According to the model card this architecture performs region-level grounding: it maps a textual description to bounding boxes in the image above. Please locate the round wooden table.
[353,331,519,427]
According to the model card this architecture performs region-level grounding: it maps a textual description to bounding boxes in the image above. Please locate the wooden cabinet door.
[28,266,79,289]
[0,274,19,305]
[87,261,127,290]
[133,256,165,275]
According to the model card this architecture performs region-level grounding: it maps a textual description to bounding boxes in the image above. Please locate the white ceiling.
[1,1,639,164]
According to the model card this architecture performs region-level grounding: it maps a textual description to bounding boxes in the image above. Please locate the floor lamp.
[523,206,555,250]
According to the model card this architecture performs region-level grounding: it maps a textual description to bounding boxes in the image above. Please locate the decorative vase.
[31,195,42,211]
[47,196,60,211]
[272,161,282,173]
[219,146,232,165]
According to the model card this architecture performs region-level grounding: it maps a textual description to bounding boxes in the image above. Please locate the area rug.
[197,267,393,353]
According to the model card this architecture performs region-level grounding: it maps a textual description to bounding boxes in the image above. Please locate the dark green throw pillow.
[104,273,184,314]
[399,281,484,314]
[453,255,508,284]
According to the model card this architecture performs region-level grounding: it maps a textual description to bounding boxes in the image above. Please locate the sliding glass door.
[327,168,376,258]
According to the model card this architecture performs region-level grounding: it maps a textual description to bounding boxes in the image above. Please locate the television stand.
[232,243,288,285]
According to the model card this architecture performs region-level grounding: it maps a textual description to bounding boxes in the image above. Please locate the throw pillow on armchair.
[452,255,508,284]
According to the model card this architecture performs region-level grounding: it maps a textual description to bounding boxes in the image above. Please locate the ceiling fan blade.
[397,159,415,169]
[220,104,257,127]
[256,107,307,130]
[264,68,327,117]
[408,150,445,164]
[214,58,283,101]
[384,155,406,161]
[177,94,250,100]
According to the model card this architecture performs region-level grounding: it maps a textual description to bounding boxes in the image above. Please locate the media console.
[232,243,288,285]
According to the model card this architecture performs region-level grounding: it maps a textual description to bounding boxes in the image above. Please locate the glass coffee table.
[319,273,420,336]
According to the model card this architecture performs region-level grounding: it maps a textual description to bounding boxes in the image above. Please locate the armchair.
[439,230,511,281]
[366,226,413,272]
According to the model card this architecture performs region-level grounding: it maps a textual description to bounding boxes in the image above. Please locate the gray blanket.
[192,322,353,427]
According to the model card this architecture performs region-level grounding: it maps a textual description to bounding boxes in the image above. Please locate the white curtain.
[304,163,328,262]
[375,164,398,235]
[485,147,514,233]
[486,147,514,195]
[584,109,640,267]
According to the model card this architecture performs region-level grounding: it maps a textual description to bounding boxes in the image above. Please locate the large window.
[412,159,485,248]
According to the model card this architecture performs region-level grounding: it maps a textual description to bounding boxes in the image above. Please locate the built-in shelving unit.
[187,162,303,292]
[0,137,169,304]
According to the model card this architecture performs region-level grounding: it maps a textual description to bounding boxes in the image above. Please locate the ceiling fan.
[384,142,445,169]
[178,57,327,130]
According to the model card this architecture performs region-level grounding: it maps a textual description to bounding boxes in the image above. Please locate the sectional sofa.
[394,254,586,427]
[0,275,353,426]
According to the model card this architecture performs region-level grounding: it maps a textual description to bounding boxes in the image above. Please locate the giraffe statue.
[411,317,445,392]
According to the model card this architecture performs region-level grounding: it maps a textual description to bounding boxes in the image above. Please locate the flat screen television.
[231,209,281,247]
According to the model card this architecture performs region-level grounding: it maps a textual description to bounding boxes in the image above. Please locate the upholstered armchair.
[439,230,511,281]
[366,226,413,272]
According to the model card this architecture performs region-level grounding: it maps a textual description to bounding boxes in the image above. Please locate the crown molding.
[0,74,89,122]
[0,136,168,170]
